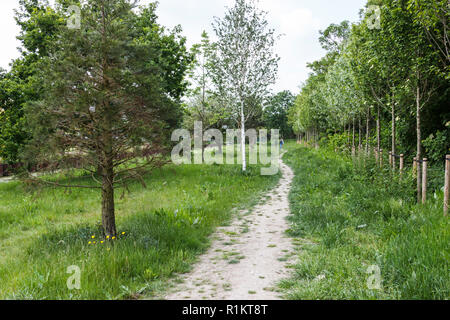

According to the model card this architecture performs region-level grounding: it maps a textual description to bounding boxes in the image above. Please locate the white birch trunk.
[241,104,246,172]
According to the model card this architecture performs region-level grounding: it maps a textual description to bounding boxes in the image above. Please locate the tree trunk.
[391,102,396,170]
[416,86,422,203]
[352,117,355,148]
[358,117,362,150]
[240,104,246,172]
[101,159,116,237]
[377,105,380,153]
[96,164,102,177]
[347,124,350,146]
[366,107,370,154]
[315,128,319,148]
[101,85,117,237]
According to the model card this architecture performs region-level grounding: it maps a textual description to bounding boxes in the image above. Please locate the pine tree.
[22,0,188,236]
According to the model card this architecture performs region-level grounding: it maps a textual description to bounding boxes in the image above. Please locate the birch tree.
[210,0,279,171]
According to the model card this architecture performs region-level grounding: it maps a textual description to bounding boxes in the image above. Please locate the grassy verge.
[281,141,449,300]
[0,148,279,299]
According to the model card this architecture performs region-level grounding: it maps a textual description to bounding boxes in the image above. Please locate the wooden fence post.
[422,158,428,204]
[379,149,383,167]
[444,155,450,216]
[375,148,378,163]
[389,151,392,167]
[400,154,404,177]
[413,157,417,176]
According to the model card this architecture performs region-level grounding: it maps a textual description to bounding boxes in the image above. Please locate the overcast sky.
[0,0,367,93]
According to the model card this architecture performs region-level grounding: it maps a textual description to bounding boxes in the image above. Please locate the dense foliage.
[288,0,449,164]
[0,0,192,165]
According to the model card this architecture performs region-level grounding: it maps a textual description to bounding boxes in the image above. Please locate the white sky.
[0,0,367,93]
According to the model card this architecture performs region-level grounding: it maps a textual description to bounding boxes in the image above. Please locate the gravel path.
[164,156,295,300]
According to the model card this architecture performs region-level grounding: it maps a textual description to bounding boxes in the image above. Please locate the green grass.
[0,148,279,299]
[280,141,449,300]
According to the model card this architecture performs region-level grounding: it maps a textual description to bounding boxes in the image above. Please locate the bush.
[423,130,450,164]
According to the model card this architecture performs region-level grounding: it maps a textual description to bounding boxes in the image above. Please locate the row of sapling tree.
[288,0,449,202]
[16,0,192,237]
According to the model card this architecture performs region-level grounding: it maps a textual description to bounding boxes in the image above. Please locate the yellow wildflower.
[112,236,116,240]
[106,235,110,239]
[91,235,95,239]
[88,241,92,244]
[101,241,104,244]
[121,232,125,235]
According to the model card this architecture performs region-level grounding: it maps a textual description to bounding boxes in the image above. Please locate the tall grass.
[0,147,279,299]
[281,141,449,300]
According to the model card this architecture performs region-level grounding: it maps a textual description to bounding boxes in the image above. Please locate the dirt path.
[164,156,295,300]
